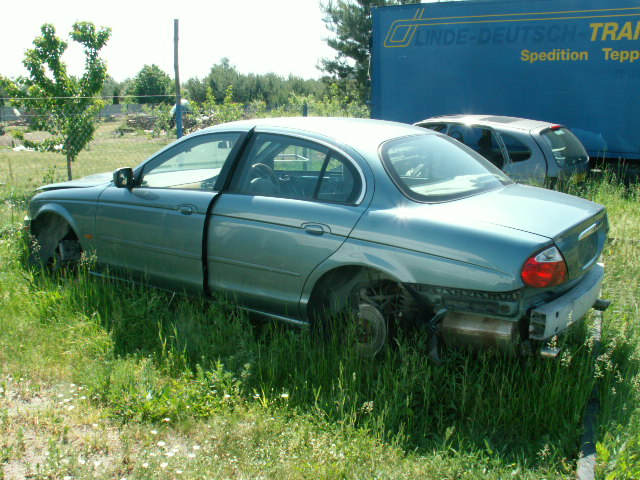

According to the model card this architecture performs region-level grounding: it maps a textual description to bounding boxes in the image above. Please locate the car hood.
[37,172,113,192]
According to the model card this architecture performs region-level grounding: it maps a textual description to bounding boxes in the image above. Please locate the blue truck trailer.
[370,0,640,169]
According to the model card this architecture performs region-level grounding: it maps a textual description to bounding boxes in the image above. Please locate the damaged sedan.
[26,117,608,358]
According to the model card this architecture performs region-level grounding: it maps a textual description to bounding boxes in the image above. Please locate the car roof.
[202,117,430,150]
[415,114,559,132]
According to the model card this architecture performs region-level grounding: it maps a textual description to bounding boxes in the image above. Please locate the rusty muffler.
[439,312,518,354]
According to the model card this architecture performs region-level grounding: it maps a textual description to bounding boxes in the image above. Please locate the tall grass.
[0,171,638,478]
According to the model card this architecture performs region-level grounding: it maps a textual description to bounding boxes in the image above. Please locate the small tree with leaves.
[0,22,111,180]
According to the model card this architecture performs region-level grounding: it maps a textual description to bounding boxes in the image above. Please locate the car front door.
[94,131,243,293]
[207,131,369,318]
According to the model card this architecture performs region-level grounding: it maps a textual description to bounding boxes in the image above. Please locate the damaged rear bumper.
[529,263,605,341]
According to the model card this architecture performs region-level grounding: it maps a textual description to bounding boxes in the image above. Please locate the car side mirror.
[113,167,134,189]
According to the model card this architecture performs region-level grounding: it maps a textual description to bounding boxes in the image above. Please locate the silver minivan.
[414,114,590,186]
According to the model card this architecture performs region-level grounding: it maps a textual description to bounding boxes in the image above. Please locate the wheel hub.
[355,303,388,357]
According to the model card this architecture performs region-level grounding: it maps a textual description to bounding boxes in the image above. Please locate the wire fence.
[1,99,178,185]
[0,96,369,187]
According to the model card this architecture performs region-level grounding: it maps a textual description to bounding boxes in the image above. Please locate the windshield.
[540,128,588,167]
[381,134,512,202]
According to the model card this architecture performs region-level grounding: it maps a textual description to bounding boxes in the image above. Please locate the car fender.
[29,200,98,260]
[299,237,518,319]
[31,202,82,236]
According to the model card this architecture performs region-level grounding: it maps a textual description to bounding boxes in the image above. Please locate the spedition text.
[521,49,588,64]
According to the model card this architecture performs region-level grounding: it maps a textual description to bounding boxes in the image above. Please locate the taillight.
[521,246,567,288]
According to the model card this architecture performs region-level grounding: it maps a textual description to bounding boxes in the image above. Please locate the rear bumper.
[529,263,604,340]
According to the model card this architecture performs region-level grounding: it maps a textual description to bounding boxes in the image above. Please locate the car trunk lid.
[450,184,607,280]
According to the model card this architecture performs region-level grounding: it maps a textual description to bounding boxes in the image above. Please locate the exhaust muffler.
[439,312,517,354]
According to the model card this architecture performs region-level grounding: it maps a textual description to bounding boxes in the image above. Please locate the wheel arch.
[31,203,81,239]
[29,208,81,265]
[304,264,400,321]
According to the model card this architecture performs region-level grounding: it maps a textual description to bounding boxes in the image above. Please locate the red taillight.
[521,246,567,288]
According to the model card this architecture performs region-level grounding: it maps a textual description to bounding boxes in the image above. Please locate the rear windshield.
[540,128,588,167]
[380,134,512,203]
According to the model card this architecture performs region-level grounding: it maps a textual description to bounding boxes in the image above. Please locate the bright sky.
[0,0,336,83]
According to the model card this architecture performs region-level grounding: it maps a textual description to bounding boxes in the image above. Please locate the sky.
[0,0,337,83]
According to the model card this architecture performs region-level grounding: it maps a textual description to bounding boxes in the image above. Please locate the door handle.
[303,223,328,235]
[177,204,195,215]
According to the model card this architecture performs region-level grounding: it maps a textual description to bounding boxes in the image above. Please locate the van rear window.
[540,128,588,167]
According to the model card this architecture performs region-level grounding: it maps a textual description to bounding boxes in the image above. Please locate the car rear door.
[497,131,547,184]
[94,131,244,293]
[207,131,369,318]
[447,124,507,170]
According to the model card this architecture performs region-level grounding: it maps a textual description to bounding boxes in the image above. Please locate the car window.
[139,133,241,190]
[448,125,505,169]
[380,134,511,203]
[500,133,532,163]
[540,127,588,167]
[229,133,362,204]
[420,123,447,133]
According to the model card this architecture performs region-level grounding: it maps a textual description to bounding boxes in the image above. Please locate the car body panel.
[499,132,548,183]
[30,184,109,254]
[208,193,369,316]
[95,185,216,293]
[37,172,113,192]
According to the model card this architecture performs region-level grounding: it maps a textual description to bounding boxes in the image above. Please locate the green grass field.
[0,125,639,479]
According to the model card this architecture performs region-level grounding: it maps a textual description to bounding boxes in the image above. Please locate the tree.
[0,84,7,107]
[0,22,111,180]
[183,77,208,104]
[195,58,326,107]
[320,0,418,102]
[102,76,124,104]
[204,58,240,104]
[128,64,174,105]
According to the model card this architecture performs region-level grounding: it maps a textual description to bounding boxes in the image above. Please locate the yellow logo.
[384,6,640,48]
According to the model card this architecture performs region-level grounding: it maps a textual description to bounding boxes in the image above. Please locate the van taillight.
[521,246,567,288]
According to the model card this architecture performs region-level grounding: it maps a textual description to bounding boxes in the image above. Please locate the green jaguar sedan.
[26,117,608,358]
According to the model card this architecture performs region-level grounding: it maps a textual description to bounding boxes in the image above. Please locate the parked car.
[414,115,590,186]
[26,117,608,358]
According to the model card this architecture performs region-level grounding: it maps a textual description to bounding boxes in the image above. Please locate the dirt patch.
[1,377,127,479]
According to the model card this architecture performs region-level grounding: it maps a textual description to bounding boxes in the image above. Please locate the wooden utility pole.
[174,19,183,138]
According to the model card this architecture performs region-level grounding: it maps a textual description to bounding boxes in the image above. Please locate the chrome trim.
[578,221,602,241]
